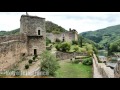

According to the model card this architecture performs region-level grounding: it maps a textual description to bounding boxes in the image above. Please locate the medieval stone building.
[20,15,46,56]
[46,28,78,43]
[0,15,46,71]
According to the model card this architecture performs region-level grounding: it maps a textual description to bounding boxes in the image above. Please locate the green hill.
[0,21,67,36]
[80,24,120,49]
[0,28,20,36]
[46,21,66,34]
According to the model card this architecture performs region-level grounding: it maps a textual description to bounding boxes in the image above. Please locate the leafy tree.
[78,36,83,47]
[40,50,60,76]
[55,43,62,51]
[60,42,71,52]
[73,46,79,52]
[72,40,78,45]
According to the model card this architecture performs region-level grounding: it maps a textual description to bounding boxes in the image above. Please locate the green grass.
[55,61,92,78]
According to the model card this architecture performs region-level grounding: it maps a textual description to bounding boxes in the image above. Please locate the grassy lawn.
[55,60,93,78]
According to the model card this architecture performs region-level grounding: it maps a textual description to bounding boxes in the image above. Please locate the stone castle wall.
[46,30,78,43]
[0,35,20,43]
[0,40,27,71]
[0,34,27,43]
[0,15,46,71]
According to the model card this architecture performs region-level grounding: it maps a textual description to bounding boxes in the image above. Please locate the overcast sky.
[0,12,120,33]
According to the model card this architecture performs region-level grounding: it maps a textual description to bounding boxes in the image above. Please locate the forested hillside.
[80,24,120,49]
[0,21,67,36]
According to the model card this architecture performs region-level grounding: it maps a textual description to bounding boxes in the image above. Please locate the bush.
[87,50,93,56]
[15,70,21,76]
[40,50,60,76]
[61,42,71,52]
[46,37,51,46]
[25,64,29,69]
[55,43,61,51]
[73,46,79,52]
[82,57,92,65]
[72,40,78,45]
[79,48,87,53]
[55,38,61,42]
[33,56,36,61]
[28,59,33,64]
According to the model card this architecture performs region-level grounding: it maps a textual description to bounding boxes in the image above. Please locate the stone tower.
[20,15,46,56]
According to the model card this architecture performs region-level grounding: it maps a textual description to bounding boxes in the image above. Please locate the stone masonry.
[0,15,46,71]
[46,29,78,43]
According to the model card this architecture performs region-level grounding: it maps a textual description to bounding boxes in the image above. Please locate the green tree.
[78,36,83,47]
[55,43,62,51]
[72,40,78,45]
[40,50,60,76]
[46,37,51,46]
[61,42,71,52]
[73,46,79,52]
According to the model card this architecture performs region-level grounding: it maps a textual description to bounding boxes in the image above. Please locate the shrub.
[25,64,29,69]
[33,56,36,61]
[73,46,79,52]
[55,43,61,51]
[82,57,93,65]
[79,48,87,53]
[46,37,51,46]
[28,59,33,64]
[55,38,61,42]
[15,70,21,76]
[72,40,78,45]
[40,50,60,76]
[87,50,93,56]
[61,42,71,52]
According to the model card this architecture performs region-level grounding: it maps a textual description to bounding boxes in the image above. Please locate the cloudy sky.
[0,12,120,33]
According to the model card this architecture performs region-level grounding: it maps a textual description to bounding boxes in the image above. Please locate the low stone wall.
[93,54,114,78]
[56,51,88,60]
